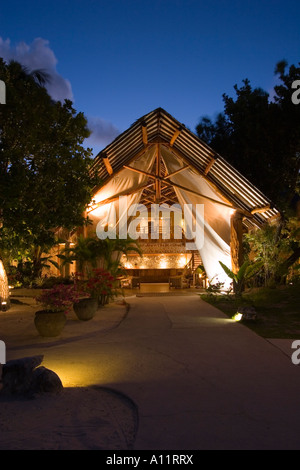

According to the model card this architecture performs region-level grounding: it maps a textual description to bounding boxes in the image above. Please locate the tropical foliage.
[196,60,300,210]
[59,235,142,277]
[219,260,264,296]
[0,59,99,282]
[244,218,300,286]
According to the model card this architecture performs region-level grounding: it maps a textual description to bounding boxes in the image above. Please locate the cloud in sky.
[0,36,120,151]
[0,37,73,102]
[85,116,120,149]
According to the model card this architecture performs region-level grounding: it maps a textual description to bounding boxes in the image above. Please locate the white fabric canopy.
[89,145,233,287]
[161,146,232,285]
[91,146,157,238]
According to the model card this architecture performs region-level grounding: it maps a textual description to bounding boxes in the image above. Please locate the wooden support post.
[230,211,244,274]
[155,143,161,203]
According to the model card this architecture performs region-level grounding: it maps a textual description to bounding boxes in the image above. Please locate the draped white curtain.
[160,146,232,285]
[89,145,233,286]
[90,146,157,239]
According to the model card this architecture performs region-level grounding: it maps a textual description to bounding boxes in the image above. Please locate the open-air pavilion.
[80,108,279,290]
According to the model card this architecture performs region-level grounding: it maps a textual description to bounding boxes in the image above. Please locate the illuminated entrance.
[84,108,278,287]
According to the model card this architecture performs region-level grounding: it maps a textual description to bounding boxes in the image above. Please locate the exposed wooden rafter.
[161,143,234,208]
[251,205,271,215]
[164,164,190,180]
[102,156,113,175]
[170,127,181,146]
[123,165,156,180]
[163,178,234,210]
[92,144,156,195]
[204,157,216,175]
[87,181,156,213]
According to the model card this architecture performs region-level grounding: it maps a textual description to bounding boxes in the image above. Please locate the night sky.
[1,0,299,155]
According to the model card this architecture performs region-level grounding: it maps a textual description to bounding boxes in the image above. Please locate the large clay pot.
[73,297,98,321]
[34,310,67,337]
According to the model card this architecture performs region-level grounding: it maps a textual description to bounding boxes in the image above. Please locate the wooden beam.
[163,178,235,209]
[87,182,155,213]
[123,165,156,180]
[236,208,253,218]
[160,196,179,205]
[251,204,271,215]
[140,196,156,205]
[170,127,181,146]
[204,157,216,175]
[161,143,234,207]
[164,164,190,180]
[155,143,161,202]
[142,122,148,146]
[91,143,156,195]
[102,156,113,175]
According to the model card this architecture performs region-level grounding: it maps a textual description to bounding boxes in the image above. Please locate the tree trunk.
[230,212,244,274]
[278,246,300,276]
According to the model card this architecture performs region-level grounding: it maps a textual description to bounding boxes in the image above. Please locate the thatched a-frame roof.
[90,107,279,230]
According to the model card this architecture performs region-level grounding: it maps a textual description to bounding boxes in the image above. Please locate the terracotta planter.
[73,297,98,321]
[34,310,67,337]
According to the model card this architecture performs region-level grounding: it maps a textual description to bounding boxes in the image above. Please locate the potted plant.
[86,268,116,307]
[71,271,100,321]
[35,284,79,336]
[73,268,116,319]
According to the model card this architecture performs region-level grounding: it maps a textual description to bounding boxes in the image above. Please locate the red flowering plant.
[36,284,80,314]
[74,268,116,305]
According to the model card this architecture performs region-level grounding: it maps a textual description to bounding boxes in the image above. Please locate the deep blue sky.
[1,0,300,156]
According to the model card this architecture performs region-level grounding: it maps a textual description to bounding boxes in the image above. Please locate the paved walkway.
[2,293,300,449]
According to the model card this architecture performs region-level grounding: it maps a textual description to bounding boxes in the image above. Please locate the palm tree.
[7,60,51,87]
[59,235,102,276]
[60,235,142,277]
[99,236,143,275]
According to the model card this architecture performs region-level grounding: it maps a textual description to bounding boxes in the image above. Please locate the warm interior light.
[178,255,187,268]
[159,257,168,269]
